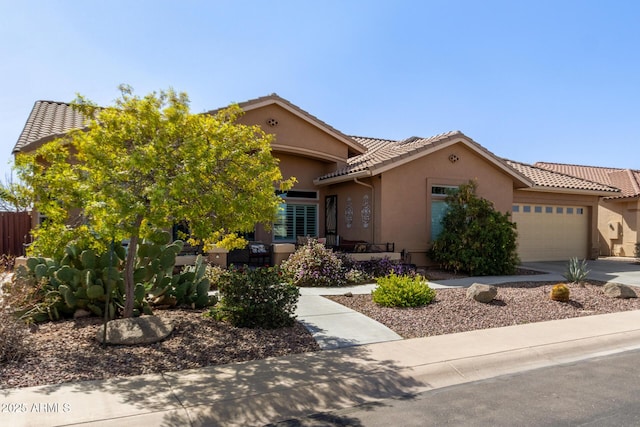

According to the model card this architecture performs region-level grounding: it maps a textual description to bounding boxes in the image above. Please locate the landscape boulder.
[96,316,174,345]
[466,283,497,303]
[603,283,637,299]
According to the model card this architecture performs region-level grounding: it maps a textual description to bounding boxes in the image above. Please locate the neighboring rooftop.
[506,160,620,194]
[536,162,640,199]
[12,100,87,154]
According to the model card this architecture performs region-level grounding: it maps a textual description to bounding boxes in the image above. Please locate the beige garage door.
[512,204,588,262]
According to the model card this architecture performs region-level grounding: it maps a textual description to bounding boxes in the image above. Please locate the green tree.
[429,181,519,275]
[0,173,32,212]
[14,85,294,317]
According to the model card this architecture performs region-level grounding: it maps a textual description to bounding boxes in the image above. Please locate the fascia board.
[313,170,371,186]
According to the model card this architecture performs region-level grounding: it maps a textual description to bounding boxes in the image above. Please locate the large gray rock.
[466,283,498,303]
[603,283,637,299]
[96,316,174,345]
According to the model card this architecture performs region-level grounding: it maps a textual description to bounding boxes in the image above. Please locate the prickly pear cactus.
[550,283,570,302]
[20,242,127,322]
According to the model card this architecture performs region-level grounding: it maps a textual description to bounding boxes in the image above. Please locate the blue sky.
[1,0,639,180]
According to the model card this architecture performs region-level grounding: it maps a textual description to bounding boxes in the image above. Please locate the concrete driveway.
[522,257,640,286]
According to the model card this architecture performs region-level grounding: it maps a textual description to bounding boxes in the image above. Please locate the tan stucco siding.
[240,105,349,163]
[378,143,515,266]
[324,180,378,244]
[599,199,640,257]
[277,153,332,189]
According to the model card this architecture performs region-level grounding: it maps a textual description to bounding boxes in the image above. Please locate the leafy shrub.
[550,283,570,302]
[429,181,519,276]
[358,256,416,278]
[204,264,226,290]
[280,240,415,286]
[343,268,370,285]
[372,273,436,307]
[563,257,590,284]
[635,243,640,262]
[210,266,299,328]
[281,240,347,287]
[0,309,31,364]
[333,253,372,285]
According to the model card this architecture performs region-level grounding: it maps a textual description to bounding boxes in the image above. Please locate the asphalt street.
[275,348,640,427]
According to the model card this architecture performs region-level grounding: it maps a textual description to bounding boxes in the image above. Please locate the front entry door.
[325,195,337,246]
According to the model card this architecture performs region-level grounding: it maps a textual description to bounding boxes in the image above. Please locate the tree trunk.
[123,215,143,318]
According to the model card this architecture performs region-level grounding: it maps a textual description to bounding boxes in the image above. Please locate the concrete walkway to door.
[295,258,640,350]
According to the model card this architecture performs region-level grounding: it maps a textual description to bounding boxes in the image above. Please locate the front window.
[430,185,457,241]
[274,203,317,242]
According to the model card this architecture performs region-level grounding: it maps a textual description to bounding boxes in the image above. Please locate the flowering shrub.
[336,253,372,285]
[358,257,416,278]
[372,273,435,307]
[281,241,414,286]
[209,266,299,328]
[281,240,347,287]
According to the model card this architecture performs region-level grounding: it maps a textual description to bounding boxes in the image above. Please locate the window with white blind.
[274,203,317,242]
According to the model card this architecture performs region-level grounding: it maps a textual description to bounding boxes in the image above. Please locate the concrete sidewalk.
[3,310,640,427]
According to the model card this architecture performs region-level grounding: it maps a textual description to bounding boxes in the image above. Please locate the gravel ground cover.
[2,270,638,391]
[0,309,319,390]
[327,281,640,339]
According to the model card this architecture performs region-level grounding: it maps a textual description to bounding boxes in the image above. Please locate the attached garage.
[513,204,589,261]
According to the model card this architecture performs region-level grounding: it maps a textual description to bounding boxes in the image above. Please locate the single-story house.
[13,94,626,265]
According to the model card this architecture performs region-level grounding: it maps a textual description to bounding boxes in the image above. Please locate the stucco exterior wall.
[599,199,640,257]
[377,143,515,266]
[239,104,349,165]
[323,180,378,245]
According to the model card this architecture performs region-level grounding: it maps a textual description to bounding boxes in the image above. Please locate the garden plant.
[429,181,519,276]
[372,272,436,308]
[209,266,299,328]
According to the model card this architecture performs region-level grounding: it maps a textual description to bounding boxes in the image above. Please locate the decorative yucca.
[550,283,570,302]
[563,257,590,285]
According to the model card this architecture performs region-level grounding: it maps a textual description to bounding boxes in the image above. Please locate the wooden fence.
[0,211,31,256]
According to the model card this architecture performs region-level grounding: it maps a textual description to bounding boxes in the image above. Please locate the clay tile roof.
[316,131,466,181]
[507,160,620,193]
[535,162,640,198]
[13,101,88,154]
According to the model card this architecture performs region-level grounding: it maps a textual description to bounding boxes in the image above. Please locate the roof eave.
[225,95,368,155]
[313,170,371,186]
[521,186,621,197]
[13,130,81,154]
[603,194,640,202]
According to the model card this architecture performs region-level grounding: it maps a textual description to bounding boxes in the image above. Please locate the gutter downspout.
[354,177,375,243]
